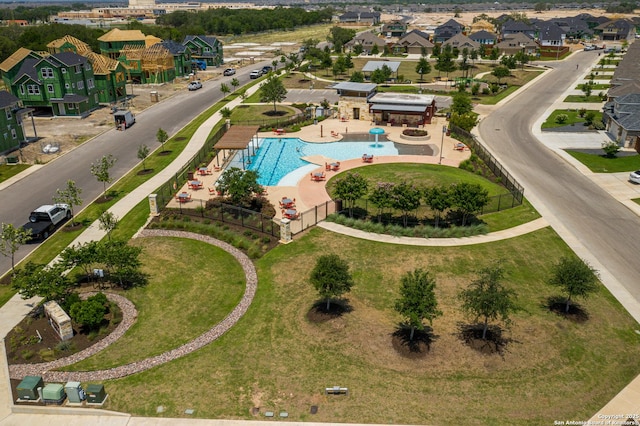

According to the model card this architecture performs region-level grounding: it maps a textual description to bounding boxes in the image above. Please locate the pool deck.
[169,117,471,218]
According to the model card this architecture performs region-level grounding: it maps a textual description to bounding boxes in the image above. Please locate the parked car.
[249,70,262,79]
[223,68,236,76]
[261,65,273,74]
[188,81,202,91]
[584,45,596,51]
[630,170,640,184]
[21,204,71,241]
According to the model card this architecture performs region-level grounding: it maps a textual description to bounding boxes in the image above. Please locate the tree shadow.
[262,110,287,117]
[543,295,589,323]
[137,168,154,175]
[456,322,512,357]
[391,325,438,359]
[306,298,353,323]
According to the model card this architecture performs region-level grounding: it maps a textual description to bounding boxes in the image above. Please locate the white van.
[114,110,135,130]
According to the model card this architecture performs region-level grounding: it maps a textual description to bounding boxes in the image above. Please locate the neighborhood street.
[478,52,640,305]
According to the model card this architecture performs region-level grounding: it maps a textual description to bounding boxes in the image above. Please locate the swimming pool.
[234,138,398,186]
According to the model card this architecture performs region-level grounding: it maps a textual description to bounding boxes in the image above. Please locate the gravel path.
[9,230,257,382]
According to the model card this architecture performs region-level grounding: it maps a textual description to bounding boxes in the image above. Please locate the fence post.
[497,194,502,212]
[241,208,244,227]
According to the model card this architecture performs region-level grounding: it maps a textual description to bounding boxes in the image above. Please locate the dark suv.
[261,65,273,74]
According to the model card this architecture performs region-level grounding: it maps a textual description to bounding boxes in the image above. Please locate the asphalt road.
[478,52,640,303]
[0,60,273,276]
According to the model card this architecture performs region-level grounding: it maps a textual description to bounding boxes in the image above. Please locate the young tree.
[424,185,451,228]
[451,91,473,115]
[350,71,365,82]
[344,53,354,75]
[328,26,356,53]
[259,74,288,113]
[449,182,489,226]
[449,112,479,132]
[352,44,364,56]
[220,82,230,99]
[137,144,150,171]
[371,44,380,56]
[435,44,457,78]
[230,77,239,92]
[395,268,442,341]
[458,264,518,340]
[220,107,232,119]
[333,172,369,218]
[0,223,31,274]
[272,59,279,71]
[415,56,431,82]
[369,182,394,221]
[391,181,422,227]
[547,256,600,313]
[52,180,82,226]
[100,240,144,288]
[90,154,117,199]
[492,66,510,84]
[98,210,118,240]
[216,167,263,205]
[156,127,169,152]
[310,254,354,310]
[12,261,72,303]
[489,46,500,63]
[514,50,529,69]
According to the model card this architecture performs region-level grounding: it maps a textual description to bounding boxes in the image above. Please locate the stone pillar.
[279,218,292,244]
[148,194,159,216]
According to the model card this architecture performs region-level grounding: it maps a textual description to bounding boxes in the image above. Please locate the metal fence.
[449,124,524,203]
[231,112,309,131]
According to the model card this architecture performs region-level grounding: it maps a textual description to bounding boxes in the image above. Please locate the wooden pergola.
[213,125,260,168]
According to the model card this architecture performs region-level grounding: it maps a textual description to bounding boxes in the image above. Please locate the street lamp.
[439,125,447,164]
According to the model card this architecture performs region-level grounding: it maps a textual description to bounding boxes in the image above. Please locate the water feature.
[369,127,385,148]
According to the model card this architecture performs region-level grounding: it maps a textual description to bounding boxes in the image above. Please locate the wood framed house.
[118,43,175,84]
[182,35,223,68]
[382,20,408,38]
[0,91,29,155]
[393,30,433,55]
[98,28,146,59]
[159,40,192,77]
[434,19,464,43]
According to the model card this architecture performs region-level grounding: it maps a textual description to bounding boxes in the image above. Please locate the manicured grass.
[575,83,610,90]
[230,104,298,125]
[0,164,30,183]
[100,227,640,424]
[566,150,640,173]
[479,198,540,231]
[326,163,511,197]
[64,237,245,370]
[542,109,603,129]
[563,95,605,103]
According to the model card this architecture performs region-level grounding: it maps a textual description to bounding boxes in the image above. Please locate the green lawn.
[63,237,245,370]
[566,150,640,173]
[230,104,299,126]
[563,95,605,103]
[575,83,610,90]
[0,164,30,183]
[98,227,640,424]
[542,109,603,129]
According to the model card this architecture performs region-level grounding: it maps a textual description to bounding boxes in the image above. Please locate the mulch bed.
[457,324,510,356]
[306,300,352,323]
[391,327,435,359]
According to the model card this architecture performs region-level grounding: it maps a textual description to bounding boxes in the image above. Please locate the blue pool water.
[239,138,398,186]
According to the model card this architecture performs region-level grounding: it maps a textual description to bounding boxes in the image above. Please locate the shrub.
[578,108,587,117]
[55,340,73,352]
[39,348,56,361]
[555,114,568,124]
[402,129,429,137]
[482,87,491,95]
[602,141,620,158]
[21,350,34,360]
[471,83,480,95]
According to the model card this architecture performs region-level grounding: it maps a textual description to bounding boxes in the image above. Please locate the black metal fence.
[449,124,525,203]
[231,112,310,131]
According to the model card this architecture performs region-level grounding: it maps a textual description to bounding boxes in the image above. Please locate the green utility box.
[86,384,107,404]
[42,383,66,405]
[65,381,85,403]
[16,376,43,400]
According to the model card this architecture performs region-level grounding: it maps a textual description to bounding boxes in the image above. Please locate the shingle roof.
[0,90,19,109]
[469,30,497,41]
[50,51,87,67]
[50,93,88,103]
[12,57,40,84]
[160,40,188,55]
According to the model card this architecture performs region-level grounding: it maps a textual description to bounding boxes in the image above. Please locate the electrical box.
[16,376,43,400]
[65,381,85,403]
[42,383,66,405]
[86,384,107,404]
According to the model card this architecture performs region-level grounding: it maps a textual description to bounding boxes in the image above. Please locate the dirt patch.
[457,323,510,356]
[545,296,590,323]
[306,299,352,323]
[5,299,121,365]
[390,327,436,359]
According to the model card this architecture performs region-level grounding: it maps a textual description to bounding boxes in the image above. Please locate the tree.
[52,180,82,225]
[602,140,620,158]
[390,181,422,227]
[220,107,232,119]
[500,54,517,70]
[12,261,72,303]
[581,82,593,98]
[449,182,489,226]
[220,82,230,99]
[100,240,144,288]
[90,154,116,199]
[435,44,457,78]
[395,268,442,341]
[492,66,510,84]
[259,74,287,113]
[271,59,278,71]
[216,167,263,205]
[371,44,380,56]
[137,144,150,171]
[0,223,31,274]
[514,50,529,69]
[369,182,394,221]
[350,71,364,82]
[230,77,239,92]
[489,46,500,63]
[459,47,470,78]
[156,127,169,152]
[352,44,363,56]
[458,264,518,340]
[424,185,451,227]
[70,293,107,330]
[451,91,473,115]
[98,211,118,240]
[449,112,478,132]
[547,256,600,313]
[344,53,354,75]
[328,26,355,53]
[415,56,431,82]
[333,172,368,218]
[310,254,354,310]
[534,2,548,12]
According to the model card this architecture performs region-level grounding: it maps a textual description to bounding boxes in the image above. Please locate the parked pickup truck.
[22,204,71,241]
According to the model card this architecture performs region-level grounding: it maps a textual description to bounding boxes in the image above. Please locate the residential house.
[382,20,407,38]
[0,91,28,155]
[434,19,464,43]
[182,35,223,68]
[495,33,538,56]
[159,40,192,76]
[547,16,592,41]
[442,33,480,52]
[501,20,536,39]
[393,30,434,55]
[338,11,380,25]
[470,19,495,34]
[469,30,497,46]
[602,93,640,148]
[595,19,635,41]
[98,28,146,59]
[1,50,99,117]
[538,23,566,47]
[345,32,386,55]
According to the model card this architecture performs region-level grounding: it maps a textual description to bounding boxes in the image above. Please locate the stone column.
[279,218,292,244]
